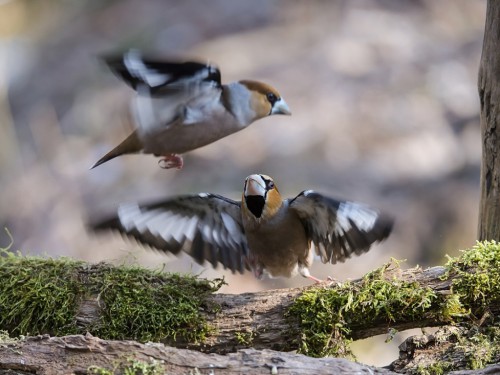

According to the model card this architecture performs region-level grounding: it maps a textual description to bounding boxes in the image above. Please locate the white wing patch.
[118,204,193,244]
[117,203,159,232]
[117,203,139,231]
[201,223,213,243]
[182,216,199,242]
[160,214,179,237]
[335,202,378,232]
[170,216,187,242]
[125,51,216,90]
[179,63,214,85]
[221,212,243,245]
[124,50,171,88]
[146,212,171,235]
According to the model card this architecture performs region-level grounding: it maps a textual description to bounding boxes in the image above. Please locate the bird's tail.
[90,130,142,169]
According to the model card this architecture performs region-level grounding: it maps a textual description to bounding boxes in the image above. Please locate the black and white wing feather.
[93,194,248,274]
[104,50,224,136]
[289,191,393,264]
[104,50,222,96]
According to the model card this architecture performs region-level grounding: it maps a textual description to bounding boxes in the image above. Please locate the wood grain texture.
[478,0,500,240]
[0,334,394,375]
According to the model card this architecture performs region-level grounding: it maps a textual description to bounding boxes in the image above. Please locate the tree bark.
[478,0,500,240]
[0,334,396,375]
[392,325,500,374]
[0,325,499,375]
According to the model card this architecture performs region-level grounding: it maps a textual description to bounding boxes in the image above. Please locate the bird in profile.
[93,174,394,282]
[91,50,291,170]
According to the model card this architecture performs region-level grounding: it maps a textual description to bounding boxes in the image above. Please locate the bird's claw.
[308,275,340,286]
[158,155,184,170]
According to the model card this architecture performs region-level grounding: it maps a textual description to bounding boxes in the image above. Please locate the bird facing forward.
[91,50,291,170]
[93,174,394,282]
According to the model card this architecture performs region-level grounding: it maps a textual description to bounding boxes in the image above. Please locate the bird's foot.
[307,275,324,283]
[158,154,184,170]
[252,263,265,280]
[301,268,338,285]
[307,275,339,286]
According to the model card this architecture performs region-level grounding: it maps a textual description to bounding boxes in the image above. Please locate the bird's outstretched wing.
[104,50,222,96]
[288,190,394,264]
[104,50,225,136]
[93,194,249,274]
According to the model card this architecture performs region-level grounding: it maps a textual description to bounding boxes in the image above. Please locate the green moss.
[445,241,500,315]
[88,366,114,375]
[88,358,164,375]
[122,358,164,375]
[0,250,85,336]
[89,264,223,343]
[288,242,500,359]
[409,324,500,374]
[407,241,500,374]
[0,246,223,343]
[287,260,443,358]
[414,361,453,375]
[0,330,20,346]
[457,326,500,370]
[235,330,255,345]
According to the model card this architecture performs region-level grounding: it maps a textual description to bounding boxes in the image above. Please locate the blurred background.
[0,0,486,366]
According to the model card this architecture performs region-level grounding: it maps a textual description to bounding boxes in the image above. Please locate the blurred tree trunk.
[478,0,500,240]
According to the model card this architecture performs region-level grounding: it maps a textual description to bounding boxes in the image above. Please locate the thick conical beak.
[271,98,291,115]
[245,175,266,197]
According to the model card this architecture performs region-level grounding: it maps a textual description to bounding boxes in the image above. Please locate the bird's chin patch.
[245,195,266,218]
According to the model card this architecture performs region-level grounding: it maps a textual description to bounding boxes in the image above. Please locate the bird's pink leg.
[158,154,184,170]
[307,275,324,284]
[301,267,332,284]
[305,272,336,284]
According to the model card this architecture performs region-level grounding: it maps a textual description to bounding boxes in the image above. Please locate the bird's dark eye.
[267,180,275,189]
[266,92,278,104]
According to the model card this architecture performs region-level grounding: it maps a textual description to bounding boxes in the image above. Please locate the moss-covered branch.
[2,241,500,373]
[393,325,500,374]
[288,241,500,360]
[0,253,222,346]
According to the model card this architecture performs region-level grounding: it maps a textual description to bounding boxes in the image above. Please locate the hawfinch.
[91,50,291,170]
[94,174,394,282]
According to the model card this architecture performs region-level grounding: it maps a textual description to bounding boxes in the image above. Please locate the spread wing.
[104,49,222,95]
[289,190,394,264]
[104,50,224,136]
[93,194,249,274]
